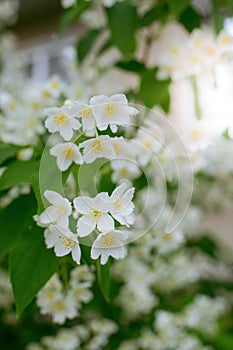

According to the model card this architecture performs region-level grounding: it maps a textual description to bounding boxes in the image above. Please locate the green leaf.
[167,0,190,16]
[57,0,91,36]
[0,160,38,191]
[179,6,201,32]
[106,3,139,55]
[214,334,233,350]
[116,60,145,72]
[0,193,37,259]
[32,149,70,215]
[138,68,170,112]
[96,259,111,302]
[77,29,101,62]
[9,221,60,315]
[141,5,163,26]
[0,143,20,166]
[78,159,106,197]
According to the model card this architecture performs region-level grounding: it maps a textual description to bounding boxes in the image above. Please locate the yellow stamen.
[80,106,92,119]
[61,236,75,248]
[54,300,65,311]
[191,129,202,140]
[90,209,102,220]
[63,147,73,159]
[113,143,122,155]
[114,198,122,211]
[102,233,115,248]
[91,139,103,153]
[50,81,60,90]
[104,104,117,116]
[54,114,68,126]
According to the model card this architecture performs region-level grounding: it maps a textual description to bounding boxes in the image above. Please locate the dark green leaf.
[0,144,20,166]
[0,160,38,191]
[78,159,106,197]
[167,0,190,16]
[138,68,170,112]
[141,5,163,26]
[32,149,69,215]
[117,60,145,72]
[106,3,139,55]
[179,6,201,32]
[77,29,101,62]
[9,221,60,315]
[96,259,111,302]
[0,193,37,259]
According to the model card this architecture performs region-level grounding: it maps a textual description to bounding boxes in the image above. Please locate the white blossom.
[91,229,128,264]
[50,142,83,171]
[38,190,72,227]
[80,135,115,163]
[90,94,138,132]
[109,182,135,227]
[44,105,81,141]
[74,192,114,236]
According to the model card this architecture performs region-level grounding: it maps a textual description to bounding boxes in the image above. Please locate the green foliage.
[0,144,20,166]
[0,193,37,259]
[212,0,233,33]
[0,160,38,191]
[167,0,190,16]
[9,221,60,315]
[116,60,145,73]
[141,4,169,26]
[138,68,170,112]
[106,3,140,55]
[96,259,111,303]
[179,6,201,32]
[77,29,101,62]
[32,149,69,214]
[57,0,91,36]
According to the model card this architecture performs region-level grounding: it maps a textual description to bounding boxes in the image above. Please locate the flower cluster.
[149,23,233,81]
[35,181,135,265]
[37,265,94,324]
[117,295,226,350]
[27,313,118,350]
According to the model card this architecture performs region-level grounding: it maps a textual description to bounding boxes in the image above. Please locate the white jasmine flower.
[38,190,72,227]
[74,101,96,133]
[111,159,141,183]
[152,230,184,255]
[48,225,81,264]
[183,120,217,152]
[91,230,128,264]
[80,135,115,163]
[44,76,65,98]
[69,282,93,305]
[74,192,114,237]
[50,142,83,171]
[109,182,135,227]
[43,295,77,324]
[43,328,80,350]
[111,137,134,159]
[44,105,81,141]
[90,94,139,132]
[134,123,164,166]
[70,265,95,285]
